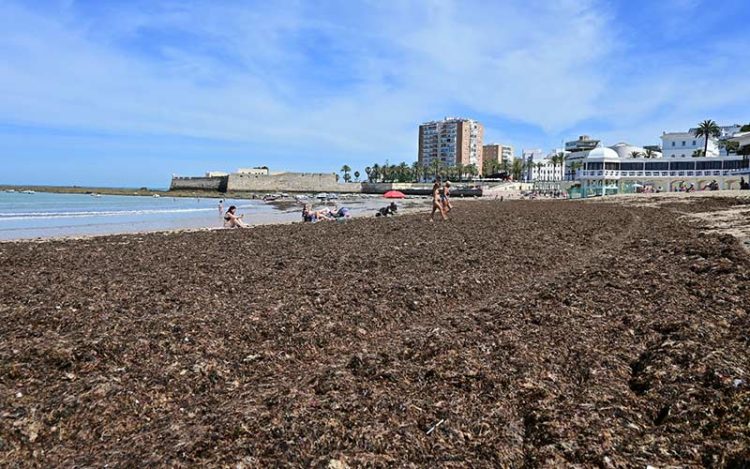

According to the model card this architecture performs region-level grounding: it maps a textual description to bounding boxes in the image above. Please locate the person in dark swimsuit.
[430,178,447,222]
[224,206,250,228]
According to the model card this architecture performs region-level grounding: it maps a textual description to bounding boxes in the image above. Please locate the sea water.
[0,192,276,240]
[0,192,420,241]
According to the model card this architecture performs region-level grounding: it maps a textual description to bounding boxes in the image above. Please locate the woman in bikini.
[441,181,453,213]
[430,179,447,222]
[224,205,251,228]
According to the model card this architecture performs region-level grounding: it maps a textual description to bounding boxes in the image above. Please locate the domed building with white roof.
[608,142,662,159]
[564,141,749,197]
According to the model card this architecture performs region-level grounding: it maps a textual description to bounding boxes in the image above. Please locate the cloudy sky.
[1,0,749,186]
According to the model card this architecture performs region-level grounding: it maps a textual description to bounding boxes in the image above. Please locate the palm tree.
[693,120,721,157]
[340,165,352,183]
[719,140,740,156]
[371,164,380,183]
[353,170,360,182]
[397,162,410,183]
[500,159,510,175]
[364,166,372,182]
[644,148,656,159]
[455,163,465,182]
[550,152,565,181]
[511,158,524,181]
[629,151,643,158]
[430,158,442,180]
[411,161,423,182]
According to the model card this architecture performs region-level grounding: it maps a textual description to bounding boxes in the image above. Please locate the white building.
[661,131,718,158]
[574,147,749,196]
[237,167,271,175]
[522,148,544,181]
[609,142,662,159]
[522,148,567,182]
[733,131,750,148]
[659,124,742,158]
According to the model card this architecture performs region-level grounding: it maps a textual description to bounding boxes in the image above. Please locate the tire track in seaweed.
[324,202,645,466]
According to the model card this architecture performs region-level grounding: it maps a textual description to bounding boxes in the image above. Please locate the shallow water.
[0,192,426,240]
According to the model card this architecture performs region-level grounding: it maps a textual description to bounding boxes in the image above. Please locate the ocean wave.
[0,207,224,220]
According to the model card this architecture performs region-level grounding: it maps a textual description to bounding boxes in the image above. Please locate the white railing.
[577,170,734,178]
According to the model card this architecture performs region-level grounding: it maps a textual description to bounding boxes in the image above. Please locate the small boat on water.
[315,193,328,200]
[5,189,16,193]
[327,193,339,200]
[21,190,35,194]
[152,194,161,198]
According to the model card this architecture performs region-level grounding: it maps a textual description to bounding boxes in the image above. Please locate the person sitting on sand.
[224,205,250,228]
[302,204,315,222]
[430,178,447,222]
[441,181,453,212]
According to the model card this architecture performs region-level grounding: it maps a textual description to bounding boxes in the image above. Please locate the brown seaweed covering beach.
[1,198,749,467]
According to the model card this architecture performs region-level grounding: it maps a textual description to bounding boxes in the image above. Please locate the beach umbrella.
[383,190,406,199]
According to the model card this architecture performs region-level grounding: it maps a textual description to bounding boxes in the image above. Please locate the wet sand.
[1,197,749,466]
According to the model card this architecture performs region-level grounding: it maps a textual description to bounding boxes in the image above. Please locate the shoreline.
[0,200,432,244]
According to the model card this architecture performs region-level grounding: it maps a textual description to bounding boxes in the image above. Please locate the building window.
[682,141,686,146]
[671,142,675,147]
[692,140,696,145]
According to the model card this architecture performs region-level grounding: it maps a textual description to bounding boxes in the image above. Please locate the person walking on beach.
[430,178,448,222]
[218,199,224,216]
[224,205,250,228]
[442,181,453,213]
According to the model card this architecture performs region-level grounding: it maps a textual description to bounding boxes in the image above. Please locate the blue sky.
[1,0,749,187]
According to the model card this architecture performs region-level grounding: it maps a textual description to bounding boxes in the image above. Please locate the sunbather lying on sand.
[302,204,335,222]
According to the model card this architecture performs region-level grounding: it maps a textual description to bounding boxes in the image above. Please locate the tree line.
[337,120,750,183]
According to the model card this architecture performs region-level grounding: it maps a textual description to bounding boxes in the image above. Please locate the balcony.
[577,170,735,179]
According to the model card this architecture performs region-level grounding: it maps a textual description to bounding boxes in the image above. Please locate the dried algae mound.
[1,200,749,467]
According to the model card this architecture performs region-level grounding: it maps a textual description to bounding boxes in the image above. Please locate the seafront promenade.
[1,194,748,466]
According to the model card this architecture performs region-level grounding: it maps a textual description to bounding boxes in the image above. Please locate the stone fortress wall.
[226,172,360,193]
[169,168,487,194]
[169,176,228,192]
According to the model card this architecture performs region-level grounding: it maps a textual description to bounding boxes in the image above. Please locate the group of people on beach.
[430,178,452,222]
[218,182,454,228]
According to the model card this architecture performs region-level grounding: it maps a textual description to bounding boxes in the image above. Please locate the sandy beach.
[1,195,749,466]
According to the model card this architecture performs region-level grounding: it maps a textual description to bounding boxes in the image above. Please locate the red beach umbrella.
[383,190,406,199]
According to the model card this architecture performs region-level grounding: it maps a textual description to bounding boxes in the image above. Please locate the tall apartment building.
[418,118,484,171]
[482,143,514,172]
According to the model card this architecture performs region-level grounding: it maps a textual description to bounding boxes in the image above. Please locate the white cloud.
[0,0,747,175]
